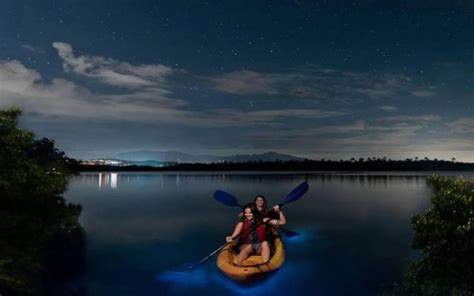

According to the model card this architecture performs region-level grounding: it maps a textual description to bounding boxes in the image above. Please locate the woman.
[254,195,280,219]
[226,203,286,266]
[253,195,281,255]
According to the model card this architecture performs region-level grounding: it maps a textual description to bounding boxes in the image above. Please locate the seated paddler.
[225,203,286,266]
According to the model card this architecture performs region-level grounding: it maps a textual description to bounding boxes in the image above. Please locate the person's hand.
[272,205,280,212]
[226,236,233,242]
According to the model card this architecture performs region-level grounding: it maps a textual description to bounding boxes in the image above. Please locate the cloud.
[52,42,173,89]
[375,115,441,123]
[0,60,96,116]
[395,139,474,162]
[207,70,280,95]
[377,106,398,111]
[316,120,367,134]
[247,114,437,145]
[0,59,191,121]
[209,108,344,127]
[411,90,436,97]
[446,117,474,133]
[272,120,416,141]
[0,60,41,91]
[21,44,38,53]
[222,116,473,161]
[243,117,443,158]
[205,68,434,101]
[206,69,323,98]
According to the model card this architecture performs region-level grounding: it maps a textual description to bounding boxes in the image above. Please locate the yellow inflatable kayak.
[216,230,285,283]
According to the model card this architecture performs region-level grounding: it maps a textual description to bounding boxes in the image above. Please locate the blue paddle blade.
[282,181,309,205]
[214,190,240,207]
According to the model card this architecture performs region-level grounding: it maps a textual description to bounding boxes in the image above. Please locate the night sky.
[0,1,473,161]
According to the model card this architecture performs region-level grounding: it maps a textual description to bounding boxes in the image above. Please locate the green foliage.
[0,108,82,295]
[385,175,474,295]
[410,175,474,292]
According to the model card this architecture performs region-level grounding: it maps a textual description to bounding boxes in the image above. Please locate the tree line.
[79,158,474,172]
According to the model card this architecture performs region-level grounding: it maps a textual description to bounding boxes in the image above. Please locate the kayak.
[216,230,285,283]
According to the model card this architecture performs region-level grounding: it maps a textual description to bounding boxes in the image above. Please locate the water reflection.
[97,173,119,189]
[110,173,118,189]
[64,171,472,296]
[76,172,237,191]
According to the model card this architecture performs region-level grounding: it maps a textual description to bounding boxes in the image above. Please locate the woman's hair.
[254,195,268,215]
[241,203,261,222]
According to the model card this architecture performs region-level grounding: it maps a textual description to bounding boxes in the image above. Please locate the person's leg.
[237,244,253,266]
[261,241,270,263]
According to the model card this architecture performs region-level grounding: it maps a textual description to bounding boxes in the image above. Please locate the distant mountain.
[218,152,306,162]
[132,160,178,167]
[115,150,306,163]
[115,150,215,163]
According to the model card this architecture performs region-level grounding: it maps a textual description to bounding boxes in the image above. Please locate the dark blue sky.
[0,1,473,160]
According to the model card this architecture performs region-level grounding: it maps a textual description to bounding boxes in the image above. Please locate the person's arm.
[266,207,286,226]
[226,222,243,242]
[268,205,280,219]
[277,210,286,226]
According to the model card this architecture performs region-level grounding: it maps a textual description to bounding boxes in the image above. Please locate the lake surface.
[63,171,473,296]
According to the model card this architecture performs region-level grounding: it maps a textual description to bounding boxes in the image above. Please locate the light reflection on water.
[64,172,472,295]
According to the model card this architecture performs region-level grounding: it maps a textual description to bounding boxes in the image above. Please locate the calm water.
[63,172,472,295]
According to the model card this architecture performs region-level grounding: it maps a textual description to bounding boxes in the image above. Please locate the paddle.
[186,181,309,271]
[280,180,309,206]
[214,190,244,208]
[185,220,261,271]
[214,181,309,237]
[188,241,229,270]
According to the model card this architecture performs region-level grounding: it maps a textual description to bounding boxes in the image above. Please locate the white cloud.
[207,70,280,95]
[411,90,436,97]
[205,68,436,102]
[0,59,189,120]
[0,60,41,91]
[228,115,472,161]
[52,42,173,89]
[209,108,344,127]
[245,117,474,162]
[21,44,37,53]
[375,115,441,122]
[446,117,474,133]
[377,106,398,111]
[244,118,440,158]
[249,120,367,138]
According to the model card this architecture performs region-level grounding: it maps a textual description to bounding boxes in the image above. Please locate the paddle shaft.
[189,217,270,270]
[196,241,229,266]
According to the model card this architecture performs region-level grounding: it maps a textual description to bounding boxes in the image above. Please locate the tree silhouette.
[0,108,84,295]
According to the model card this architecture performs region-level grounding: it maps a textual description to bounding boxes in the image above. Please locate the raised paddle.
[280,181,309,206]
[214,181,309,237]
[214,190,244,208]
